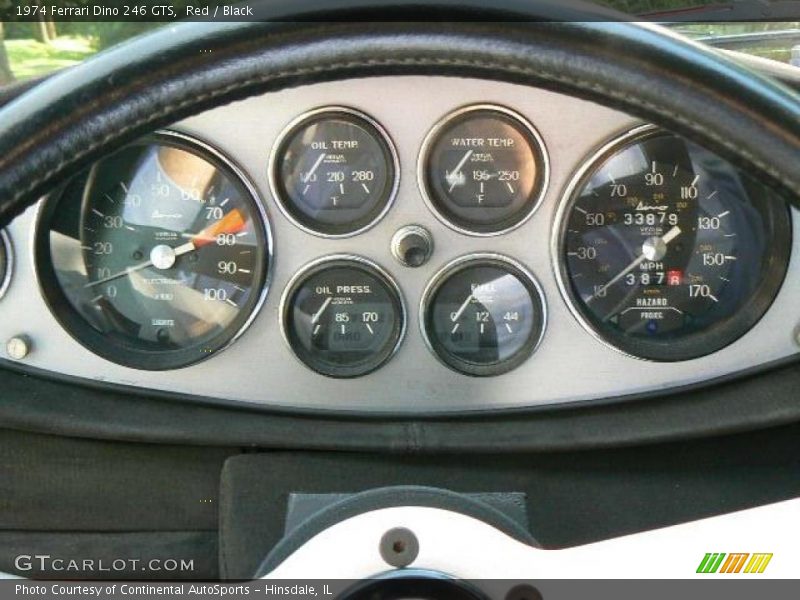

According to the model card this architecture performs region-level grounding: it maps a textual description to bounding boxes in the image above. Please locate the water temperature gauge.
[420,105,548,235]
[282,256,406,378]
[270,107,399,237]
[421,255,546,376]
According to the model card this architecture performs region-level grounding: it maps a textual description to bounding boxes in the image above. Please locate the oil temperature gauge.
[281,256,406,378]
[421,255,546,376]
[270,107,399,237]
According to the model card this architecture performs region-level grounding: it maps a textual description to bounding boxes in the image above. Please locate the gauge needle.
[303,153,327,183]
[189,208,246,248]
[84,210,246,289]
[311,296,333,324]
[85,241,200,288]
[446,150,474,192]
[85,258,156,288]
[588,225,682,302]
[451,293,474,322]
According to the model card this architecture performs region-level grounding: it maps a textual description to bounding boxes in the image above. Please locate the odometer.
[36,131,271,370]
[556,127,791,361]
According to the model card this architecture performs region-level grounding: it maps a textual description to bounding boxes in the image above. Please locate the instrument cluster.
[1,76,796,412]
[29,102,793,379]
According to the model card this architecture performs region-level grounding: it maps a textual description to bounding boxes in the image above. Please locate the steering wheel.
[0,0,799,231]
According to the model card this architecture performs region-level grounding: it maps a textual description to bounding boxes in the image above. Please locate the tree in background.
[0,22,14,84]
[0,0,13,83]
[31,0,57,43]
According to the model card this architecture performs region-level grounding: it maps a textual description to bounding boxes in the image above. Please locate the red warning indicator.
[667,269,683,286]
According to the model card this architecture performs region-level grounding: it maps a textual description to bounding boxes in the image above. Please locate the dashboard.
[1,76,797,413]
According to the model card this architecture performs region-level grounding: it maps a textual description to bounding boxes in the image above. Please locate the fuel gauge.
[421,254,546,376]
[281,256,405,378]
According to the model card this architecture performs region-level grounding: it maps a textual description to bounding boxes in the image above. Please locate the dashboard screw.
[379,527,419,568]
[6,335,31,360]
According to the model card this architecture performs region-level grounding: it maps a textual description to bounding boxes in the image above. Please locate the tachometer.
[0,230,12,300]
[555,126,791,361]
[36,131,271,370]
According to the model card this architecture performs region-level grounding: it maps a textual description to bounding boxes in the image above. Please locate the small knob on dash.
[391,225,433,268]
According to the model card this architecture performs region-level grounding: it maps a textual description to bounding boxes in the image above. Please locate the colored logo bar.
[697,553,773,574]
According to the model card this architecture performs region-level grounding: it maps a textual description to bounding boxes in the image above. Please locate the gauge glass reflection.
[37,132,270,370]
[0,231,11,299]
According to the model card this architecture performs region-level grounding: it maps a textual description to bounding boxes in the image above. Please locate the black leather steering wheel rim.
[1,2,800,229]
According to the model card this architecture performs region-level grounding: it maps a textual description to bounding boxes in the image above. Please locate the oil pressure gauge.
[281,256,406,378]
[270,107,399,237]
[420,105,548,235]
[421,254,546,376]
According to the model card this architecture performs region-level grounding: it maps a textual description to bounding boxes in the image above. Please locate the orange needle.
[192,208,246,248]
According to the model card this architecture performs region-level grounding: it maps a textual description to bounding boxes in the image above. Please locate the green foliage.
[5,35,94,79]
[92,22,162,49]
[1,1,799,82]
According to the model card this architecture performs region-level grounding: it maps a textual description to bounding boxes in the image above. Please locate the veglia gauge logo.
[696,553,773,574]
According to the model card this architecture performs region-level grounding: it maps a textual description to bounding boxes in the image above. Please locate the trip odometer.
[556,127,791,361]
[36,131,271,370]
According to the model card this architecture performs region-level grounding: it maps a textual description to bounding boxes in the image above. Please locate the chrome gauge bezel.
[279,254,407,378]
[552,124,793,362]
[418,103,550,237]
[420,253,547,377]
[268,106,400,239]
[33,129,274,371]
[0,229,13,300]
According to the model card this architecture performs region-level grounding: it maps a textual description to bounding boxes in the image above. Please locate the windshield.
[674,22,800,63]
[1,3,800,86]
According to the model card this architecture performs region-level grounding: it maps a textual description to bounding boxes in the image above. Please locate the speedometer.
[36,131,271,370]
[555,126,791,361]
